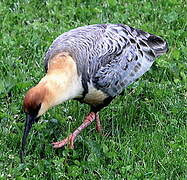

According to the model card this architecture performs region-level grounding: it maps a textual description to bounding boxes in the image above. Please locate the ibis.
[21,24,168,161]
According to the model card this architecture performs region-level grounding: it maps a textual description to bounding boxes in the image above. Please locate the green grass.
[0,0,186,179]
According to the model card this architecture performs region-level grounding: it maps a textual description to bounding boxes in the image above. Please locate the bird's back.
[45,24,168,98]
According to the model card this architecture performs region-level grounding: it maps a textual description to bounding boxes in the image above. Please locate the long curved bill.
[20,114,35,163]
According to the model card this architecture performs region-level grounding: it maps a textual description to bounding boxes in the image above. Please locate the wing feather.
[92,24,168,97]
[45,24,168,97]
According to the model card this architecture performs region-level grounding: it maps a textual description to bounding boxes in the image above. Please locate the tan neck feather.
[37,53,83,116]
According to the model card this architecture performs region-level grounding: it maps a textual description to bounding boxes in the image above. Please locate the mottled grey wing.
[92,24,168,97]
[44,24,168,97]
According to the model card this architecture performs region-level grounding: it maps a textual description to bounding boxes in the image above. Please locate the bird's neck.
[37,53,83,116]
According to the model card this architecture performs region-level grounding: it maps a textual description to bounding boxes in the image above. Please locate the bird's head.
[23,84,50,118]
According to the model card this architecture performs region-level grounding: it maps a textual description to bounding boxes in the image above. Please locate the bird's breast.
[83,84,108,106]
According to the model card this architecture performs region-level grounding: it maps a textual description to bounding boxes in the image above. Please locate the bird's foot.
[52,112,96,149]
[52,134,75,149]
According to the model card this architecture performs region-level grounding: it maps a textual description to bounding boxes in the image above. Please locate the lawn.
[0,0,186,179]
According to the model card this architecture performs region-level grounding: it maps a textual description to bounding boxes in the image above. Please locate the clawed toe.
[52,134,75,149]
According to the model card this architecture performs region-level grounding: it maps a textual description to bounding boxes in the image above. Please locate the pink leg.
[52,112,96,149]
[95,112,102,133]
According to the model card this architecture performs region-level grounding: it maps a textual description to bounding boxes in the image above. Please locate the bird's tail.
[146,35,168,57]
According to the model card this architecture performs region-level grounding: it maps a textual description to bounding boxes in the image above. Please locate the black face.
[20,104,41,163]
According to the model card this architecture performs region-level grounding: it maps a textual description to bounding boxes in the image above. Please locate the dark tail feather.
[147,35,168,57]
